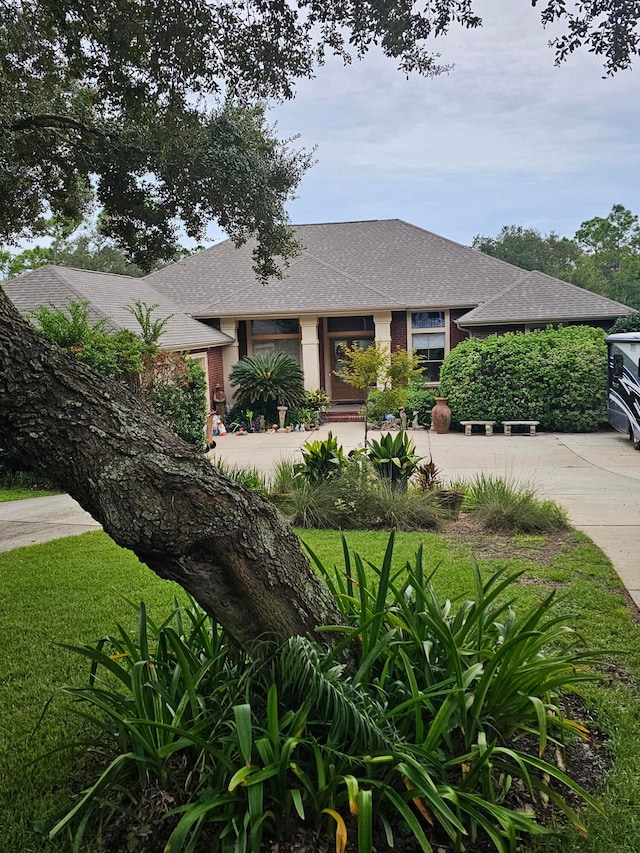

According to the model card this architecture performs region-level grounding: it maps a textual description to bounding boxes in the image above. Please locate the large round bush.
[438,326,607,432]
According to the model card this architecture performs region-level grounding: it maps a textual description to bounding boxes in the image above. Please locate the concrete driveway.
[1,426,639,608]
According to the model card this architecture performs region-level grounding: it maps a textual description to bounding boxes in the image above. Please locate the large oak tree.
[1,0,639,646]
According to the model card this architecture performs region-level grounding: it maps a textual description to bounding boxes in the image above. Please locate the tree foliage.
[610,312,640,334]
[439,326,608,432]
[472,225,581,282]
[475,205,640,311]
[2,1,639,277]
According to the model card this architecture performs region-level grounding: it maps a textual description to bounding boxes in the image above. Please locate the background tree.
[572,204,640,309]
[610,312,640,334]
[2,1,640,647]
[472,225,581,281]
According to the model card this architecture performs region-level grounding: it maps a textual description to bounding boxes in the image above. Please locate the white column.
[373,311,392,389]
[219,318,239,404]
[299,315,321,391]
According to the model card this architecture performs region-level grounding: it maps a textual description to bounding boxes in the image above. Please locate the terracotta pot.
[431,397,452,434]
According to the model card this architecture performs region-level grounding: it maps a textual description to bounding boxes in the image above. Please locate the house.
[2,265,233,405]
[4,219,633,406]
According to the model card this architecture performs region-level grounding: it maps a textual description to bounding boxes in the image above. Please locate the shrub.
[465,473,569,533]
[609,312,640,333]
[275,462,440,531]
[146,352,208,447]
[439,326,608,432]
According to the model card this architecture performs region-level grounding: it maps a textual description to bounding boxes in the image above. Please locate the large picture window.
[250,318,301,363]
[410,311,447,383]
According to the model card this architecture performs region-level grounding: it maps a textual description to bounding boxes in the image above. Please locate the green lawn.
[0,487,58,501]
[1,527,639,852]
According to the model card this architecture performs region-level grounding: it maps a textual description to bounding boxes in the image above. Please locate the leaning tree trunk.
[0,287,343,648]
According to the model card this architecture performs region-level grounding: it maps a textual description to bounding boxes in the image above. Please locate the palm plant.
[230,352,305,418]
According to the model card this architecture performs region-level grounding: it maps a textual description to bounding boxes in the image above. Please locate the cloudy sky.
[248,0,640,248]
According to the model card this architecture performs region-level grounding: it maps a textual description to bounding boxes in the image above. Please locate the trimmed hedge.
[438,326,607,432]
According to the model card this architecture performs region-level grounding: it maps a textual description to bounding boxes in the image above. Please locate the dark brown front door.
[330,337,372,402]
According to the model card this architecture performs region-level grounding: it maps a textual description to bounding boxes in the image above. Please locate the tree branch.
[9,114,104,136]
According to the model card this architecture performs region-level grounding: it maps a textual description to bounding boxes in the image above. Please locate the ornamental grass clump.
[465,473,569,533]
[50,535,605,853]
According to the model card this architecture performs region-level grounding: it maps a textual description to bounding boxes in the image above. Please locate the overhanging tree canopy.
[1,0,639,647]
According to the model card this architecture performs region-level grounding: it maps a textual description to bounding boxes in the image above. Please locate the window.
[250,318,301,363]
[327,316,374,333]
[410,312,447,382]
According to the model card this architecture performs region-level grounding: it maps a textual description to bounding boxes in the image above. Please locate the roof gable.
[3,266,232,349]
[457,270,633,325]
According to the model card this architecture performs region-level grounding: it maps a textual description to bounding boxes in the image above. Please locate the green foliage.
[274,462,440,531]
[472,225,581,281]
[610,312,640,333]
[5,527,640,853]
[230,352,305,417]
[367,431,422,491]
[367,383,435,426]
[147,353,207,447]
[124,300,174,346]
[439,326,608,432]
[210,457,269,494]
[304,388,330,409]
[572,205,640,310]
[294,432,347,484]
[48,536,606,852]
[29,300,148,382]
[465,474,569,533]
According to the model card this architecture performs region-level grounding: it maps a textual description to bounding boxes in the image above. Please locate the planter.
[431,397,452,434]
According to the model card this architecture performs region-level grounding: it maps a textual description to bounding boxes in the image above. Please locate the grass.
[1,527,639,851]
[0,487,58,501]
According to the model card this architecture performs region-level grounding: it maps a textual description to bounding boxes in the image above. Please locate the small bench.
[502,420,539,436]
[460,420,496,436]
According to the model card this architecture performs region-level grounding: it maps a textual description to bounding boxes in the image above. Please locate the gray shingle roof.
[3,266,232,349]
[457,270,633,325]
[146,219,633,323]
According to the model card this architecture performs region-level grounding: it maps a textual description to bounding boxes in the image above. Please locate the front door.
[330,337,373,402]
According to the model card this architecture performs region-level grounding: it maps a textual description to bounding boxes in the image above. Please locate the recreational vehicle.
[607,332,640,449]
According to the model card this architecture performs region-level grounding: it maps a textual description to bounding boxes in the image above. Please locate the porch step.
[324,405,364,423]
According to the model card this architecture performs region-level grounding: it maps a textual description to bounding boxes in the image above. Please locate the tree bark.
[0,286,343,648]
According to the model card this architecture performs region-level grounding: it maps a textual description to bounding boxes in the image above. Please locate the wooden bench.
[501,420,540,436]
[460,420,496,436]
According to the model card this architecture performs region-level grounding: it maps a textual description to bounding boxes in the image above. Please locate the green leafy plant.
[293,431,347,484]
[229,353,305,419]
[48,535,607,853]
[367,431,422,491]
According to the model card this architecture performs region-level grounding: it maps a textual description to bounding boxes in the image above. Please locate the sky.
[223,0,640,249]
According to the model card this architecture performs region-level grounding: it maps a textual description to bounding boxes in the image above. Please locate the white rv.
[607,332,640,449]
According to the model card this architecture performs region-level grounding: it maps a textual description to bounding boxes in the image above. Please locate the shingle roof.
[3,266,232,349]
[457,270,633,325]
[146,219,633,324]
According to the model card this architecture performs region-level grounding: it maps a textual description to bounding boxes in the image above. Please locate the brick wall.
[449,308,472,348]
[206,348,226,407]
[391,311,408,350]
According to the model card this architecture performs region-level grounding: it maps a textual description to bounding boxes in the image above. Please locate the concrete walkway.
[2,426,639,608]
